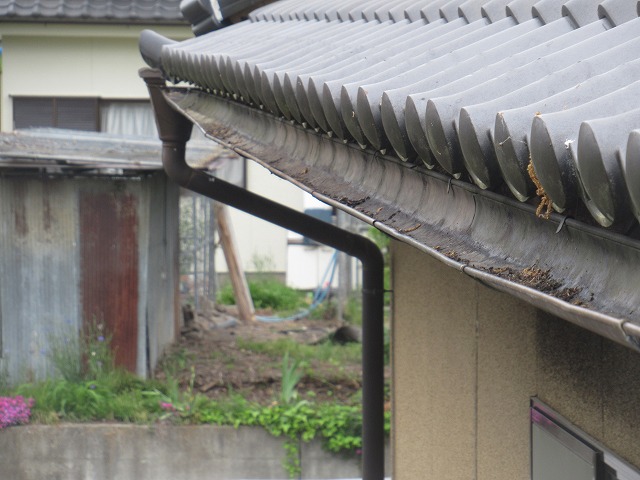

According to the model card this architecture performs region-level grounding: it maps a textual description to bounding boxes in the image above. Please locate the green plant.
[158,348,194,377]
[217,279,305,312]
[13,371,167,424]
[46,318,114,383]
[46,326,83,382]
[237,338,361,366]
[280,352,303,405]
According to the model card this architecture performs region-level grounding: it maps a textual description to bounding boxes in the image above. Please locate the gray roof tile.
[0,0,185,24]
[142,0,640,230]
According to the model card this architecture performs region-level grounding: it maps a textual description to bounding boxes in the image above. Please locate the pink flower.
[0,396,34,429]
[160,402,175,411]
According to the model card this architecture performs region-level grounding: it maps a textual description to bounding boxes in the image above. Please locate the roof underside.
[141,0,640,350]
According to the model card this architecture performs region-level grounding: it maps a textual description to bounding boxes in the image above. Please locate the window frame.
[531,399,640,480]
[12,96,101,131]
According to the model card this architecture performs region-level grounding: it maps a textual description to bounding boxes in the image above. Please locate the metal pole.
[208,200,217,300]
[192,194,199,311]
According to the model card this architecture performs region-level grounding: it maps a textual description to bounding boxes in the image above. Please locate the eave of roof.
[140,0,640,351]
[163,87,640,350]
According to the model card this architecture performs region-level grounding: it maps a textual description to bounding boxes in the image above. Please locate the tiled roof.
[0,0,186,24]
[148,0,640,231]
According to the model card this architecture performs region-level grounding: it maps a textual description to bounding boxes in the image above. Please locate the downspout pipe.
[141,68,386,480]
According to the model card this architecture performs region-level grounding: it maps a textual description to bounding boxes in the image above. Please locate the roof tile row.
[148,0,640,230]
[0,0,185,24]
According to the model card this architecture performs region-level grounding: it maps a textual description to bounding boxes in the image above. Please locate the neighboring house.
[140,1,640,479]
[0,129,226,381]
[0,0,314,286]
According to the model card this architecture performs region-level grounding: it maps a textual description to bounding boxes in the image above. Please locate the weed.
[159,348,194,377]
[46,318,114,383]
[280,352,303,405]
[236,338,361,365]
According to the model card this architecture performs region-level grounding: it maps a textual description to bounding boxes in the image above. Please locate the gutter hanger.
[140,68,386,480]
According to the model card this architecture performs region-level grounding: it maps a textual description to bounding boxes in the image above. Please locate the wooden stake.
[214,202,256,323]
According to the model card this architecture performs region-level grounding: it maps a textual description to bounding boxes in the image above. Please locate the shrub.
[217,279,304,311]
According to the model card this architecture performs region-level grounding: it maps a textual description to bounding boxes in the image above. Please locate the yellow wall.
[391,240,640,479]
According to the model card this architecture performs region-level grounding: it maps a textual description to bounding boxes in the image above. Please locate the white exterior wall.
[0,23,191,131]
[287,244,337,290]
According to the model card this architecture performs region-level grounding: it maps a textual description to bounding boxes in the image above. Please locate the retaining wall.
[0,424,390,480]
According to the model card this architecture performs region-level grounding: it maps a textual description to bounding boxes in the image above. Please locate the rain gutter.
[151,87,640,353]
[141,68,386,480]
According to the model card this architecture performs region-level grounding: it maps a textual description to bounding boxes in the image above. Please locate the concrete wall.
[391,240,640,480]
[0,425,372,480]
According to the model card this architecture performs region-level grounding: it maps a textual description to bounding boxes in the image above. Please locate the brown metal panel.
[79,186,139,372]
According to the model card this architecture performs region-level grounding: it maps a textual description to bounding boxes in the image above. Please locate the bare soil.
[154,304,372,405]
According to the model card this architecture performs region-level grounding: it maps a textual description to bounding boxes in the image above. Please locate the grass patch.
[12,370,167,424]
[237,337,362,365]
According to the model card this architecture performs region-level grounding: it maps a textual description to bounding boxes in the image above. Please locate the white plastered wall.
[0,23,191,131]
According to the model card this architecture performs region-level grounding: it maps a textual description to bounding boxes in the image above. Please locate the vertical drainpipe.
[141,68,386,480]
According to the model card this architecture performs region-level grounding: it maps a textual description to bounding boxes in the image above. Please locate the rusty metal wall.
[79,182,140,373]
[0,173,179,383]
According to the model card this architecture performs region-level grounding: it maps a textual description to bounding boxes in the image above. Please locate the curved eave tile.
[149,0,640,231]
[162,87,640,352]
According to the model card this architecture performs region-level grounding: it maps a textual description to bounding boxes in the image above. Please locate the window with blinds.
[13,97,100,131]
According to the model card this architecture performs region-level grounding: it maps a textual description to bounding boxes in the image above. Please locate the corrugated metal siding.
[0,174,179,383]
[0,177,81,382]
[79,182,140,373]
[144,173,180,376]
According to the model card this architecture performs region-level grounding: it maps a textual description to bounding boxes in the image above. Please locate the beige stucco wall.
[391,240,640,479]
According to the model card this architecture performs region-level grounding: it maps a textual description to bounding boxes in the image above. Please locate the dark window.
[13,97,99,131]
